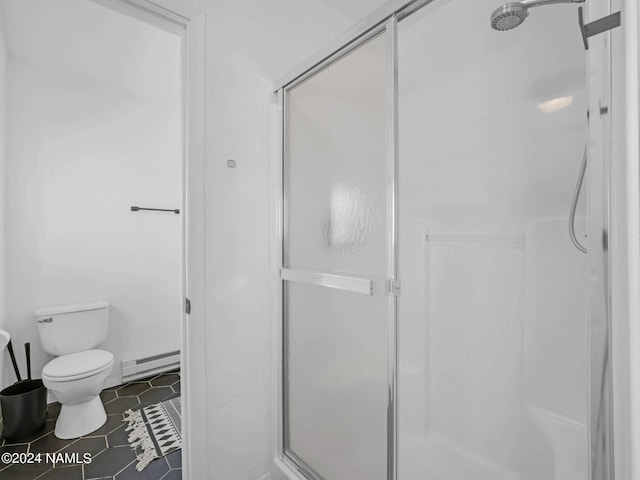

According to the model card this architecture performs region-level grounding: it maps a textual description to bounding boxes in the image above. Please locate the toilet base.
[54,396,107,439]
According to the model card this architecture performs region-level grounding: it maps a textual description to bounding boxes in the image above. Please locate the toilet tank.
[35,301,109,356]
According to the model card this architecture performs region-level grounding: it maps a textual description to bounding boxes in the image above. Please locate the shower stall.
[273,0,636,479]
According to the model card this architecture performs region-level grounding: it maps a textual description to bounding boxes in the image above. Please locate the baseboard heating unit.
[122,350,180,382]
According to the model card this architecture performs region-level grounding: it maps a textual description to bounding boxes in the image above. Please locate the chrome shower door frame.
[274,4,441,478]
[276,16,399,480]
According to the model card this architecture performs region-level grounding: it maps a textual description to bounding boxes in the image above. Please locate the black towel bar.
[131,206,180,214]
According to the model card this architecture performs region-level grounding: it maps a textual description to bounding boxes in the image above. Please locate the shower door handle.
[281,268,375,295]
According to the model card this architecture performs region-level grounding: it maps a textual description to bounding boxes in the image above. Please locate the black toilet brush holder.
[0,379,47,442]
[1,341,47,442]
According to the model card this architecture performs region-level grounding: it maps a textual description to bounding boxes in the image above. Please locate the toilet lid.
[43,349,114,379]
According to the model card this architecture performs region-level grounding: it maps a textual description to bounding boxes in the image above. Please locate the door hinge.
[599,100,609,116]
[386,279,401,297]
[185,298,191,315]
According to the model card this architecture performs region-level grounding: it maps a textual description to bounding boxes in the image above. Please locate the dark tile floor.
[0,370,181,480]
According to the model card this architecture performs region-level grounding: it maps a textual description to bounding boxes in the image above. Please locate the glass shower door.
[396,1,590,480]
[282,31,392,480]
[277,1,617,479]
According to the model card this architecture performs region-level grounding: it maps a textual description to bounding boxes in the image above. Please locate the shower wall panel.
[427,239,524,471]
[521,218,588,480]
[397,0,587,479]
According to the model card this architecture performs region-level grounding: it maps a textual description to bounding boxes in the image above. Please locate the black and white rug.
[123,396,182,471]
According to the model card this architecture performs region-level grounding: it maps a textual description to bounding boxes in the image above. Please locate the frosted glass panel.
[286,282,387,480]
[286,33,387,277]
[284,32,389,480]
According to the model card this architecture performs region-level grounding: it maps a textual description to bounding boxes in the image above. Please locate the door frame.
[89,1,206,478]
[606,0,640,478]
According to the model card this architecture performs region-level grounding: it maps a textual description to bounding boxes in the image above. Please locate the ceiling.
[318,0,390,21]
[0,0,390,101]
[0,0,180,104]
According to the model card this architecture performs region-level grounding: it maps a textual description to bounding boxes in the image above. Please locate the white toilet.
[35,301,114,440]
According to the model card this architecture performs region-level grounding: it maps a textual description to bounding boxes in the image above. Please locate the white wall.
[0,11,8,412]
[0,13,5,326]
[175,0,352,478]
[609,1,640,478]
[521,218,588,480]
[2,0,182,386]
[0,0,351,477]
[317,0,388,22]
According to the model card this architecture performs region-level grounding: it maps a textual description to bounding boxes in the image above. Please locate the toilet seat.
[43,349,114,382]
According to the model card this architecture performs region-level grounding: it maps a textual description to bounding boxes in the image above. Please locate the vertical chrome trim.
[282,91,290,271]
[275,88,286,464]
[587,0,615,477]
[281,87,291,454]
[386,15,399,480]
[282,271,291,453]
[616,1,640,478]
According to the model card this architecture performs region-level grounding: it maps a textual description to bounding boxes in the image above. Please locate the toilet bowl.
[42,349,114,439]
[36,301,113,439]
[527,405,588,480]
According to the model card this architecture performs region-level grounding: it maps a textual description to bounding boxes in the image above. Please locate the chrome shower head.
[491,3,529,31]
[490,0,585,31]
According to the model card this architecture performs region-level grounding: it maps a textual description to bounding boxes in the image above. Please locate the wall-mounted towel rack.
[130,206,180,214]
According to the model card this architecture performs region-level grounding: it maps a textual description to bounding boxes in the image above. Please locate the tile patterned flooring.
[0,370,181,480]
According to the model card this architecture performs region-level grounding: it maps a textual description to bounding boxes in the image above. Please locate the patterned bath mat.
[123,396,182,471]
